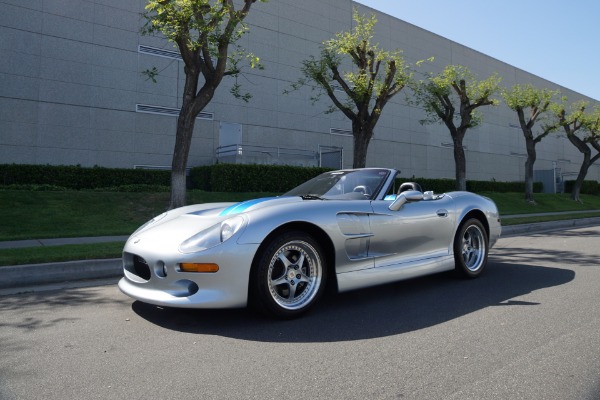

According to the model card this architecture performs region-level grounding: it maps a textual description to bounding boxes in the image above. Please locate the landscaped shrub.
[194,164,332,192]
[0,163,551,194]
[564,180,600,195]
[0,184,69,191]
[92,184,170,192]
[467,180,543,193]
[0,164,170,190]
[189,165,211,191]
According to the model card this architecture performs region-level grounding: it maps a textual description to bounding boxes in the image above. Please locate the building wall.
[1,0,598,183]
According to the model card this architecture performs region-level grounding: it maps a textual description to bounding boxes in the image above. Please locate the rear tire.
[251,231,327,318]
[454,218,488,278]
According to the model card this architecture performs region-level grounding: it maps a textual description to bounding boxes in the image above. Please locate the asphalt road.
[1,227,599,400]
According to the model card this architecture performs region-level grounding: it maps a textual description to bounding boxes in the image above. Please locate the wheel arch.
[458,209,490,239]
[248,221,338,295]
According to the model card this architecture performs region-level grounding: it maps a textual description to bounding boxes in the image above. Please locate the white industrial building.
[1,0,598,187]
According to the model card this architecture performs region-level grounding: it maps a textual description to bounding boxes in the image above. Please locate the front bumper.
[118,239,260,309]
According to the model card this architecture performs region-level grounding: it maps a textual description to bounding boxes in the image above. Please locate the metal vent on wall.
[441,142,467,150]
[138,45,182,60]
[330,128,352,136]
[136,104,214,120]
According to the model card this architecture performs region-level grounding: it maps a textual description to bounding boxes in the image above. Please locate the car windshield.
[283,169,391,200]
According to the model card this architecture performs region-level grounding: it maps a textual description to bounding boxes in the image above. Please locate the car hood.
[127,196,302,249]
[191,196,301,217]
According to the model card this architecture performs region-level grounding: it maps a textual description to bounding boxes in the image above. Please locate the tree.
[502,84,559,202]
[142,0,265,209]
[413,65,501,191]
[552,100,600,201]
[292,9,413,168]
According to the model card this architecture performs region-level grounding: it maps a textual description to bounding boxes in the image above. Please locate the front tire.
[454,218,488,278]
[252,231,327,318]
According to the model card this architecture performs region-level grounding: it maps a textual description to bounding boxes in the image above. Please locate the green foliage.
[467,180,543,193]
[0,164,170,190]
[502,84,557,112]
[0,184,69,191]
[291,8,412,125]
[190,164,332,192]
[189,165,212,191]
[564,180,600,195]
[0,242,125,266]
[142,0,264,97]
[92,184,171,193]
[288,8,419,168]
[501,84,561,147]
[0,162,558,205]
[414,65,502,128]
[0,190,281,241]
[550,98,588,128]
[582,105,600,141]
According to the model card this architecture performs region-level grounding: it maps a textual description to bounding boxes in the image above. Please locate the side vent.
[136,104,214,120]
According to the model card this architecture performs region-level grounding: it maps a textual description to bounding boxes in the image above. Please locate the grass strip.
[481,192,600,215]
[0,241,124,267]
[0,190,279,241]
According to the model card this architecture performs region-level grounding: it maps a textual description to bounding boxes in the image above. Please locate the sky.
[354,0,600,101]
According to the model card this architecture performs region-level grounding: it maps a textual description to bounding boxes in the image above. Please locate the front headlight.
[179,215,246,254]
[220,215,245,242]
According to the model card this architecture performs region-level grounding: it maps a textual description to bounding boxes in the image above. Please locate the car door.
[368,195,455,268]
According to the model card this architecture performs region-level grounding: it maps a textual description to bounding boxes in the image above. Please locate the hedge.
[564,180,600,195]
[0,164,170,190]
[191,164,333,192]
[0,163,547,194]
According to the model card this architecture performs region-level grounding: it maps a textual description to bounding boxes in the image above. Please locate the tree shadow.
[496,246,599,266]
[132,259,575,343]
[0,285,128,313]
[0,285,129,331]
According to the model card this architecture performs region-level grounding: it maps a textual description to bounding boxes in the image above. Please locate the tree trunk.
[453,131,467,191]
[352,122,373,168]
[524,137,536,202]
[564,130,598,203]
[168,65,216,209]
[169,110,196,209]
[571,154,590,202]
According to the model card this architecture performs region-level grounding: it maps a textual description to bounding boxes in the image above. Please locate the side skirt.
[336,255,455,292]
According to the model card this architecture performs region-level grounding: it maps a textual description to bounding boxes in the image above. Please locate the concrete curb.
[501,217,600,236]
[0,258,121,290]
[0,236,128,250]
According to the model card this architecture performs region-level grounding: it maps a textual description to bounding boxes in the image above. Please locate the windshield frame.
[283,168,396,201]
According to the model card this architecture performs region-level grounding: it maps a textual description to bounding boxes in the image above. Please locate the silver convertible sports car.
[119,168,501,318]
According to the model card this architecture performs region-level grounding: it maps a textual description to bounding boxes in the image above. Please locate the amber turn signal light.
[180,263,219,273]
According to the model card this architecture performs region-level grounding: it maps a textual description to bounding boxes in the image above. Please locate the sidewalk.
[0,235,129,250]
[0,236,128,292]
[1,214,599,293]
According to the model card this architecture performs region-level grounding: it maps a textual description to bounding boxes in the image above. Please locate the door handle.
[436,209,448,217]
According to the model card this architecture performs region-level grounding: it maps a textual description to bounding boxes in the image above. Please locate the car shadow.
[131,258,575,342]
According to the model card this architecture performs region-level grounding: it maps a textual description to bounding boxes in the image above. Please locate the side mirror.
[388,190,423,211]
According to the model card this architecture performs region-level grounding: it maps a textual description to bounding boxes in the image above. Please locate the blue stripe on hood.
[219,197,278,216]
